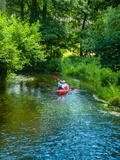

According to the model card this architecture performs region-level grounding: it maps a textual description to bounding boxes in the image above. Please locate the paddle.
[52,75,75,90]
[52,75,59,80]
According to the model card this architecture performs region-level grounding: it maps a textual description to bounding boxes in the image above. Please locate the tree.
[92,5,120,71]
[5,0,70,57]
[30,0,40,23]
[68,0,120,56]
[40,0,70,58]
[0,0,6,12]
[0,13,45,88]
[6,0,30,20]
[5,0,120,59]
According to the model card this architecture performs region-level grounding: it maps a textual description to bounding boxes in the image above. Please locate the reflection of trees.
[0,90,41,133]
[0,91,13,125]
[25,79,41,90]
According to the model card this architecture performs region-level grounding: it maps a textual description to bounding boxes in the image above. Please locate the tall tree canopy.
[91,5,120,71]
[4,0,120,56]
[0,0,120,74]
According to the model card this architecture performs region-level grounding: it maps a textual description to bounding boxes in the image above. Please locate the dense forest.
[0,0,120,106]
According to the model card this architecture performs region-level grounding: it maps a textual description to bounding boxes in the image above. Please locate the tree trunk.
[43,0,47,21]
[30,0,39,23]
[0,63,7,89]
[80,0,90,56]
[20,1,24,20]
[80,13,87,56]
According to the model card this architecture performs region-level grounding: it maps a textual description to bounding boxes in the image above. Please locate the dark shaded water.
[0,74,120,160]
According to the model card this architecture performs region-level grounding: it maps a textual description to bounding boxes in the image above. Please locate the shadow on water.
[0,73,120,159]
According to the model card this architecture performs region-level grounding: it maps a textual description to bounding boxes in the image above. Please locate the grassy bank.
[62,55,120,108]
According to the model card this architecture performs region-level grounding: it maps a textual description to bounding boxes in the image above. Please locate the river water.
[0,74,120,160]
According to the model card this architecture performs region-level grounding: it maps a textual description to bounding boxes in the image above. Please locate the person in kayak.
[58,80,69,90]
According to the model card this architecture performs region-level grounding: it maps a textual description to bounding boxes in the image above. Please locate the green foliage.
[46,58,63,72]
[41,18,69,57]
[0,0,6,12]
[92,5,120,71]
[63,55,100,79]
[100,68,118,86]
[62,55,120,107]
[5,0,120,60]
[6,0,30,20]
[109,96,120,107]
[0,12,45,85]
[0,13,45,70]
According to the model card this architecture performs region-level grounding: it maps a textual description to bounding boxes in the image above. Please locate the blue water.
[0,75,120,160]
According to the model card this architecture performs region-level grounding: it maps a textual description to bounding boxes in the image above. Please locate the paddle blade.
[71,87,75,90]
[47,88,53,90]
[52,75,58,79]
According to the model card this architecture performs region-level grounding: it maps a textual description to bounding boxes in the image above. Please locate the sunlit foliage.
[0,13,45,86]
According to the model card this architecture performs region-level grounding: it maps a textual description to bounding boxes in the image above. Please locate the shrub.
[109,96,120,107]
[46,58,63,72]
[62,55,120,107]
[100,68,118,86]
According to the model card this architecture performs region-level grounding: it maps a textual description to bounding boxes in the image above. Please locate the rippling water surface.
[0,74,120,160]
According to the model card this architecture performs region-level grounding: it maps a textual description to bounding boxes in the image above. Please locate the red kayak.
[56,86,69,95]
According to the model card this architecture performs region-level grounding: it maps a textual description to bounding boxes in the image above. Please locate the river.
[0,74,120,160]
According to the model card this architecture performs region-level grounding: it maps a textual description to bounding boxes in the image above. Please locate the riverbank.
[61,55,120,108]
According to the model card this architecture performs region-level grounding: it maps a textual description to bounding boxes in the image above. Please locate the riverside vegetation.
[62,56,120,108]
[39,55,120,108]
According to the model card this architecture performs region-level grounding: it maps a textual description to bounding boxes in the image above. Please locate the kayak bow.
[56,86,69,95]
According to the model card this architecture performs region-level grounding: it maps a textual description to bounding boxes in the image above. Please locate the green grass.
[62,55,120,108]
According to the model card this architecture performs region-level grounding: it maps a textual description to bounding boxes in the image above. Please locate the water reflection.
[0,74,120,159]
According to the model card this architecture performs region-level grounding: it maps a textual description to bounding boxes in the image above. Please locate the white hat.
[60,80,65,83]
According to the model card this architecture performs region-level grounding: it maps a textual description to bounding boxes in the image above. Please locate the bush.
[62,55,120,107]
[109,96,120,107]
[46,58,63,72]
[63,56,100,82]
[100,68,118,86]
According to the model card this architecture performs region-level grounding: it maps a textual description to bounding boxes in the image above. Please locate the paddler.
[58,80,69,90]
